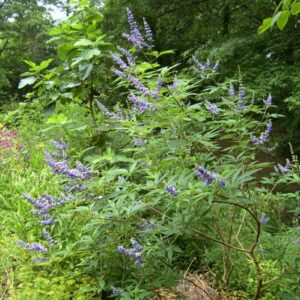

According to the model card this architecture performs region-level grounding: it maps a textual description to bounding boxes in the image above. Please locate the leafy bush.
[2,6,299,300]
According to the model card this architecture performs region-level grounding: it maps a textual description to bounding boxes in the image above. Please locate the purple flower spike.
[259,213,269,224]
[112,287,124,296]
[165,184,179,196]
[112,68,126,78]
[17,240,48,253]
[130,238,143,251]
[228,83,235,96]
[117,46,135,66]
[143,18,153,45]
[195,166,217,185]
[97,101,118,120]
[263,93,272,106]
[212,62,219,73]
[218,179,226,187]
[42,229,55,247]
[118,238,144,265]
[205,101,219,115]
[239,86,246,101]
[274,159,292,174]
[112,54,128,70]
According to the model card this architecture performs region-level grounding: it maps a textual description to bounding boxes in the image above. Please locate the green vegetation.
[1,1,299,299]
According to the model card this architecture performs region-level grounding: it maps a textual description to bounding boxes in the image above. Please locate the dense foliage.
[1,1,300,299]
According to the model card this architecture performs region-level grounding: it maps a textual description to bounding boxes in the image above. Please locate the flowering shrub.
[14,7,300,300]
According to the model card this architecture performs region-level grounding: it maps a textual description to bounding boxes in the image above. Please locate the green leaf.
[47,113,68,124]
[291,2,300,14]
[37,59,53,72]
[71,49,101,66]
[276,11,290,30]
[18,76,37,89]
[259,17,273,34]
[74,38,93,47]
[82,63,94,80]
[282,0,291,9]
[271,12,282,27]
[23,60,36,68]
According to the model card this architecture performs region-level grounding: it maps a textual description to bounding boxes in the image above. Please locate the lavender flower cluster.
[263,94,272,106]
[228,84,247,111]
[205,100,219,115]
[195,166,225,187]
[18,139,93,262]
[165,184,179,196]
[111,287,124,296]
[128,93,151,113]
[251,121,272,145]
[192,56,219,74]
[274,159,292,174]
[118,238,143,265]
[122,8,153,50]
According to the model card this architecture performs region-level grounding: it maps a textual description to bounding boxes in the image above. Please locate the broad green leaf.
[74,38,93,47]
[291,2,300,14]
[259,17,272,34]
[276,11,290,30]
[271,12,282,27]
[18,76,37,89]
[71,49,101,66]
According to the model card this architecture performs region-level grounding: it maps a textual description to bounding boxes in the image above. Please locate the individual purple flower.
[266,121,272,133]
[157,77,163,89]
[195,166,217,185]
[217,179,226,187]
[112,287,124,296]
[51,139,67,151]
[45,152,69,175]
[228,83,235,96]
[259,213,269,224]
[127,74,149,96]
[117,46,135,66]
[39,214,54,226]
[128,93,150,113]
[97,101,118,120]
[168,81,179,90]
[206,58,211,68]
[112,54,128,70]
[205,101,219,115]
[130,238,143,251]
[263,93,272,106]
[134,139,147,146]
[42,229,55,247]
[118,245,129,256]
[274,159,292,174]
[192,55,206,71]
[112,68,126,78]
[118,238,144,265]
[136,219,156,231]
[17,240,48,253]
[165,184,179,196]
[251,122,272,145]
[212,62,219,73]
